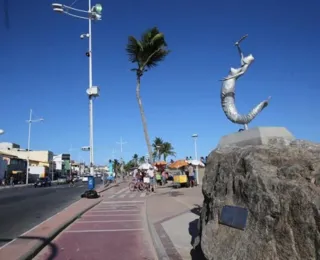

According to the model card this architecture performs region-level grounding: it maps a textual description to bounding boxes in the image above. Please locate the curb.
[145,195,170,260]
[25,183,120,259]
[0,182,120,260]
[24,199,102,260]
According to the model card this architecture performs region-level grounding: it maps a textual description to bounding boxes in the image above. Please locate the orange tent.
[154,161,167,166]
[168,160,189,169]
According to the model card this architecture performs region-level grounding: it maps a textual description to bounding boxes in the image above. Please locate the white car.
[82,176,89,182]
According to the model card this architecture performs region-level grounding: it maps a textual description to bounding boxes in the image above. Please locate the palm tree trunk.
[136,76,154,164]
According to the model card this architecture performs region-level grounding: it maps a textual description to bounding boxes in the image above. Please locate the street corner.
[151,211,201,260]
[145,187,203,260]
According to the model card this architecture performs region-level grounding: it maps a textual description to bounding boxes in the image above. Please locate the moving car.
[82,176,89,182]
[34,177,52,188]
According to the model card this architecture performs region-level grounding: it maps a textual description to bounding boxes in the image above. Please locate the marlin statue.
[220,35,271,130]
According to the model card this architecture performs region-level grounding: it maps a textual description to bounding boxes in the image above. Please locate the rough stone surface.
[195,138,320,260]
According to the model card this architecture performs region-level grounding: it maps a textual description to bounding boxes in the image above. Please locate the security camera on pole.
[52,2,103,176]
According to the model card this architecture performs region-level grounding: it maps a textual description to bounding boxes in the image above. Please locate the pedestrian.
[188,164,195,187]
[147,166,156,192]
[161,170,167,185]
[155,171,162,186]
[10,175,14,187]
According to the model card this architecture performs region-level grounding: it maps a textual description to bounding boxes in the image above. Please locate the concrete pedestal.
[217,127,295,149]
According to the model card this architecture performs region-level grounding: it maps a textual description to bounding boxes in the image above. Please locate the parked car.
[57,177,68,185]
[34,177,52,188]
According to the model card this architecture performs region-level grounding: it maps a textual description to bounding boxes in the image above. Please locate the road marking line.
[102,201,144,204]
[118,194,126,198]
[95,207,140,211]
[77,220,141,223]
[78,185,84,188]
[65,228,144,233]
[83,214,140,217]
[114,187,129,195]
[108,195,116,198]
[129,193,136,198]
[90,210,139,212]
[140,193,146,197]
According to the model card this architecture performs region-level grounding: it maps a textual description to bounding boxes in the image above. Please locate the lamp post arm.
[57,4,91,14]
[63,11,90,20]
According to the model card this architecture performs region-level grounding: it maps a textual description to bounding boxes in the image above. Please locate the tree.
[161,142,176,161]
[126,27,170,164]
[124,160,136,172]
[113,159,121,175]
[139,156,146,164]
[132,154,139,167]
[152,137,164,161]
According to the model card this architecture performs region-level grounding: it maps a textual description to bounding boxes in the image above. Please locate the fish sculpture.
[220,35,270,130]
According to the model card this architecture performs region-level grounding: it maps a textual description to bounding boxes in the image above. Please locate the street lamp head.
[39,118,44,122]
[52,3,63,8]
[92,4,102,14]
[192,134,198,138]
[0,129,4,135]
[53,8,64,13]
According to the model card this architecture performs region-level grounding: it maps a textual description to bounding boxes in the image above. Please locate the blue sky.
[0,0,319,164]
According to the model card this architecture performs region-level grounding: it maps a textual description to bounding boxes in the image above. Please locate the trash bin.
[88,176,95,190]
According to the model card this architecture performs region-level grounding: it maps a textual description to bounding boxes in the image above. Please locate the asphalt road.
[0,179,102,247]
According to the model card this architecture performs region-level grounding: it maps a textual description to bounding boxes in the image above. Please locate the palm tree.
[161,142,176,161]
[152,137,164,161]
[139,156,146,164]
[126,27,170,164]
[113,159,121,175]
[132,154,139,166]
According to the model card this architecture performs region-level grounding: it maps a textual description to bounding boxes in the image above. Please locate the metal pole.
[51,161,54,181]
[88,0,94,176]
[194,137,199,185]
[117,137,127,164]
[26,109,32,185]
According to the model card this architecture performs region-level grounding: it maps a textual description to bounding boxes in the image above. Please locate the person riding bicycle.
[69,176,75,187]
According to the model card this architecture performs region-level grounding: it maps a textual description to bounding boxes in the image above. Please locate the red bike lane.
[35,183,156,260]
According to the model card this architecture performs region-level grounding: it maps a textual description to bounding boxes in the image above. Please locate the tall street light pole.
[26,109,44,185]
[52,2,103,176]
[192,133,199,185]
[116,137,127,162]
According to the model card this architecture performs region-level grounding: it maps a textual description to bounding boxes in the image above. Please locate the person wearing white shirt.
[147,167,156,192]
[133,168,138,179]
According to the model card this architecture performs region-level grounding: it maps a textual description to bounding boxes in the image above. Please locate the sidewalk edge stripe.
[145,196,170,260]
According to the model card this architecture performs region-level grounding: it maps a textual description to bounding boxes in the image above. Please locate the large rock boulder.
[195,139,320,260]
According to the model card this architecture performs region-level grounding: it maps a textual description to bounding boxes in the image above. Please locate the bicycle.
[128,179,144,192]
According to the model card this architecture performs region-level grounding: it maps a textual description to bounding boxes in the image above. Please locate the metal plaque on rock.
[219,205,248,230]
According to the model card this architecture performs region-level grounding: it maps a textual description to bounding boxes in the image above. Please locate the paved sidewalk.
[147,186,204,260]
[35,182,157,260]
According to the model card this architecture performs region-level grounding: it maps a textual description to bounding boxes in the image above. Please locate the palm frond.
[126,36,143,64]
[126,27,170,74]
